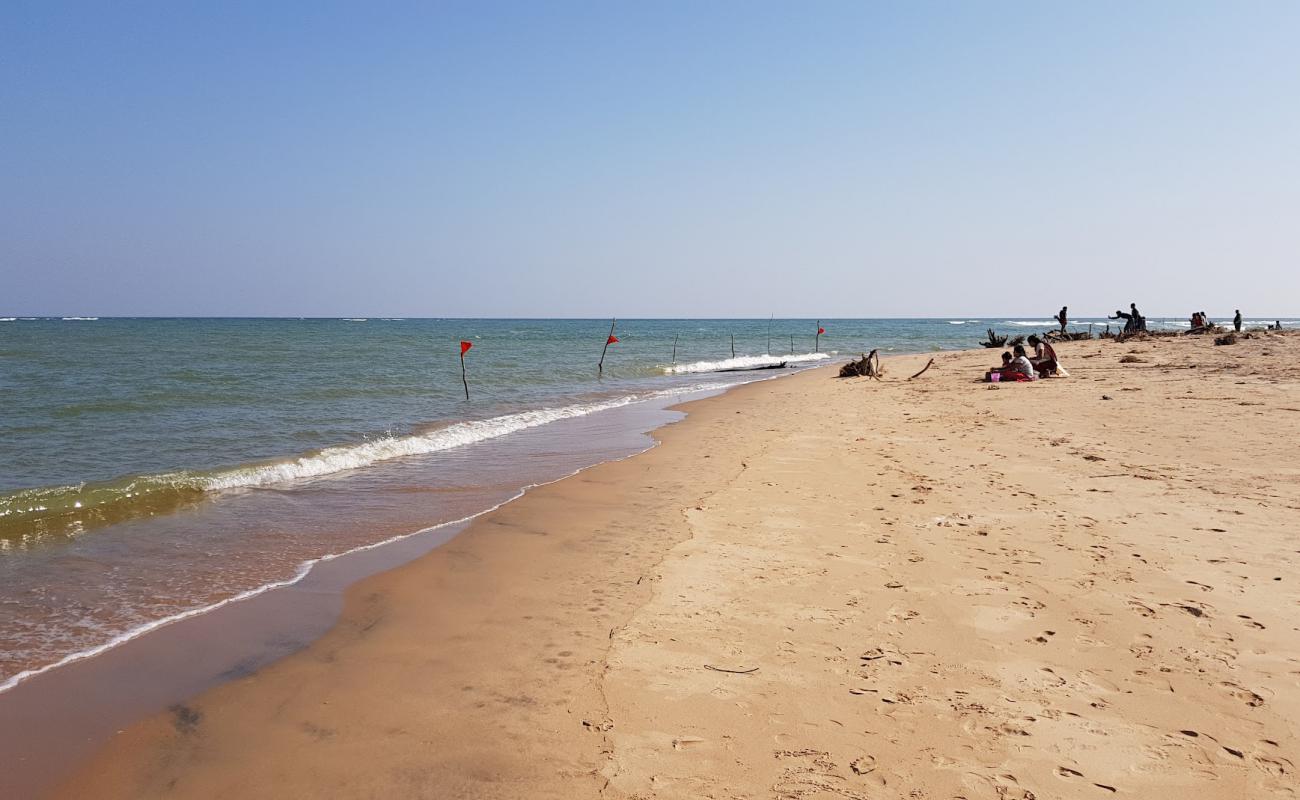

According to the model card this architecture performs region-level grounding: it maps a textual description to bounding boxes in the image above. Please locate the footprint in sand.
[1128,599,1158,617]
[1055,766,1117,794]
[1220,681,1267,707]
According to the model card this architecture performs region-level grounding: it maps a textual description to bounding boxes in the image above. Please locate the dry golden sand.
[52,332,1299,800]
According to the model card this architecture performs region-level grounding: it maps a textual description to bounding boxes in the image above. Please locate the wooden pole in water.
[458,340,472,400]
[767,314,772,355]
[790,334,794,354]
[672,333,679,364]
[598,318,616,376]
[815,320,821,353]
[730,332,735,358]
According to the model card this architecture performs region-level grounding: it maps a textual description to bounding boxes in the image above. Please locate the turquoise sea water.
[1,315,1294,690]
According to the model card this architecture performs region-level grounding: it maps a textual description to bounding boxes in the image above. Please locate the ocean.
[1,315,1293,692]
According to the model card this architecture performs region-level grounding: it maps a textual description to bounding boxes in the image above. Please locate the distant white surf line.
[0,317,14,322]
[663,352,830,375]
[60,316,98,321]
[0,379,743,696]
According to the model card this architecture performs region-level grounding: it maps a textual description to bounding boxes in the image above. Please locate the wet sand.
[48,332,1300,799]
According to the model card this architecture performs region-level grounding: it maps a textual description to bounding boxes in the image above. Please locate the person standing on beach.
[1234,310,1243,332]
[1056,306,1068,334]
[1130,303,1145,332]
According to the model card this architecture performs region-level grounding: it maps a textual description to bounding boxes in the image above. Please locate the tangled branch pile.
[981,329,1008,348]
[840,349,884,379]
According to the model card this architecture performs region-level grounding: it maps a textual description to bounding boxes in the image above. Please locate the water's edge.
[0,372,785,799]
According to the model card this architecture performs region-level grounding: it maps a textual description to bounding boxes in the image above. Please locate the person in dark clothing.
[1129,303,1145,331]
[1056,306,1068,334]
[1109,307,1142,334]
[1234,310,1242,332]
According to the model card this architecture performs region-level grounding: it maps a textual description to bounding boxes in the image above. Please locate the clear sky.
[3,1,1297,318]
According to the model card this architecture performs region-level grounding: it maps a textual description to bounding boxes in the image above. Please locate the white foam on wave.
[663,352,830,375]
[0,478,543,695]
[1003,320,1054,327]
[0,317,15,322]
[61,316,98,321]
[0,379,744,695]
[199,383,728,492]
[947,320,966,325]
[341,318,368,322]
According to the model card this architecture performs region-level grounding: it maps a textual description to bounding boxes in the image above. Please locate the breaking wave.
[662,352,831,375]
[0,382,729,542]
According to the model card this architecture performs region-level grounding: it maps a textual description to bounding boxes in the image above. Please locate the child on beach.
[987,347,1037,382]
[987,351,1014,381]
[1009,345,1038,380]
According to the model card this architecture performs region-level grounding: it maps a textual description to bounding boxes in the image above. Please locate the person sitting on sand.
[1008,345,1038,381]
[1027,335,1059,377]
[1234,310,1243,332]
[1190,311,1203,329]
[986,351,1014,381]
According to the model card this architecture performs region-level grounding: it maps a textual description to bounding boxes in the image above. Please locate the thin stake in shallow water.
[598,318,618,376]
[730,333,735,358]
[459,340,473,400]
[672,333,679,364]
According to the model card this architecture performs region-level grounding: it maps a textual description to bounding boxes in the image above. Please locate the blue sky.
[2,1,1297,317]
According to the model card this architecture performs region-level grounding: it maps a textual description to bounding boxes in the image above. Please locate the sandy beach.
[48,331,1300,799]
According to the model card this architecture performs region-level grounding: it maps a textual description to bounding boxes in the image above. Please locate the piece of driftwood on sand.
[909,358,936,380]
[981,328,1008,348]
[839,349,884,379]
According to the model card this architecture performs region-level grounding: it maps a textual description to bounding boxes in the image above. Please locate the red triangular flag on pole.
[607,335,619,344]
[818,327,825,335]
[460,341,473,354]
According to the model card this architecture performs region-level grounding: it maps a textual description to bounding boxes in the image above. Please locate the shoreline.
[0,381,737,799]
[21,332,1300,798]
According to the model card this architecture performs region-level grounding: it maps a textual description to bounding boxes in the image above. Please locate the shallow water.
[2,316,1294,690]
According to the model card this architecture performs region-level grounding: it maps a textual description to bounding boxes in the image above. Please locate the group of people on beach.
[1110,303,1145,333]
[987,335,1058,382]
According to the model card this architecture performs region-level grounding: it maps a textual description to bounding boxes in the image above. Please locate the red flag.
[818,327,825,335]
[460,341,473,355]
[607,335,619,344]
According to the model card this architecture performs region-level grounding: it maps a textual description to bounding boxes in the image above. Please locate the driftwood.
[981,328,1008,348]
[1214,332,1237,346]
[1046,330,1092,342]
[704,664,759,674]
[1114,329,1177,343]
[839,349,884,379]
[909,358,935,380]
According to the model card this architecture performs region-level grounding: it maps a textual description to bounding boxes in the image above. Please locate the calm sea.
[1,315,1291,690]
